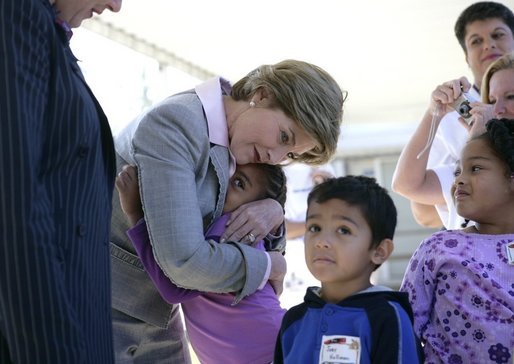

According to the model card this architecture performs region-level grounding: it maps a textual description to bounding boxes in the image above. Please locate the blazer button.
[76,224,86,237]
[77,146,88,158]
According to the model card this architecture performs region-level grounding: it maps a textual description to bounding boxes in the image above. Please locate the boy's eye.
[307,224,320,233]
[337,227,351,235]
[471,166,482,172]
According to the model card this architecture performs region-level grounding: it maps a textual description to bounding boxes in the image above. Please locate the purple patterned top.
[401,230,514,364]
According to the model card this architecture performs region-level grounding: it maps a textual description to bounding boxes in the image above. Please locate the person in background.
[481,52,514,118]
[280,163,335,309]
[116,163,286,364]
[109,59,345,362]
[401,119,514,363]
[0,0,122,363]
[392,1,514,230]
[274,176,423,364]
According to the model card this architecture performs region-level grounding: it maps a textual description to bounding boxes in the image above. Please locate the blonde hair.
[231,60,345,165]
[481,52,514,103]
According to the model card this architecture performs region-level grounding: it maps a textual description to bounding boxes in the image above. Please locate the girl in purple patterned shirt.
[401,118,514,364]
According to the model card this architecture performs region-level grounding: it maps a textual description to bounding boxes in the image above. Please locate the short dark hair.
[255,164,287,209]
[455,2,514,53]
[307,175,397,249]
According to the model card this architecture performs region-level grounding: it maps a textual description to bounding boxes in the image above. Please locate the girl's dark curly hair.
[255,164,287,209]
[482,118,514,174]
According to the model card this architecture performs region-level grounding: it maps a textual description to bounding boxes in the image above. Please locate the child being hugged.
[116,163,287,364]
[401,118,514,364]
[274,176,423,364]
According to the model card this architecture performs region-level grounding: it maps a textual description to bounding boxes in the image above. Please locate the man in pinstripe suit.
[0,0,122,363]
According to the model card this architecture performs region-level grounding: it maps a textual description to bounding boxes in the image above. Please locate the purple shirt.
[401,230,514,364]
[128,214,285,364]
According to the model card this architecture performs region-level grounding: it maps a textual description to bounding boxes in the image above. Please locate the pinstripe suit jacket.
[110,89,269,328]
[0,1,116,363]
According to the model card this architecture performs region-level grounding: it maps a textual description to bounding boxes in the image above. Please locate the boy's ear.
[370,238,394,266]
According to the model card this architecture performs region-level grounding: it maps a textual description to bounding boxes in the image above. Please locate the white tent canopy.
[82,0,514,126]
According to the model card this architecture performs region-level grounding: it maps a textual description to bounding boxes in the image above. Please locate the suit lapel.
[209,145,230,221]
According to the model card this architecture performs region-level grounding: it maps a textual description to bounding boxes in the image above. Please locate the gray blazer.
[110,91,269,327]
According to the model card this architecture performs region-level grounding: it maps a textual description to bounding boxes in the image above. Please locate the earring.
[249,101,256,108]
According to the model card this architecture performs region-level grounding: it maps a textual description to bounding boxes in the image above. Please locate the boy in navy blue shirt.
[274,176,422,364]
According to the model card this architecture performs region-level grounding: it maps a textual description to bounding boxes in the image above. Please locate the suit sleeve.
[128,220,201,303]
[131,103,268,302]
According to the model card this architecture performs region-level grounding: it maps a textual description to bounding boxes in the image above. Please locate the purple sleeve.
[127,220,201,303]
[400,236,436,339]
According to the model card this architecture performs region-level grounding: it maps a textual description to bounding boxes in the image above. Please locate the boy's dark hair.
[256,164,287,209]
[307,175,397,249]
[454,2,514,53]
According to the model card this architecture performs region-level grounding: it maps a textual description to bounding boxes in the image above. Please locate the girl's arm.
[400,238,435,342]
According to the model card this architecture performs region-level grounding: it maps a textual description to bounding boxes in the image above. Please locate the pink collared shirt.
[195,77,236,176]
[195,77,271,289]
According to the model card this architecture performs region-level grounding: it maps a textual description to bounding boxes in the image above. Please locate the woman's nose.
[267,148,289,165]
[494,99,505,117]
[107,0,122,13]
[484,36,497,50]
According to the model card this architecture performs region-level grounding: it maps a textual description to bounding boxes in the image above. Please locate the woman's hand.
[268,251,287,296]
[465,102,494,135]
[429,76,472,116]
[221,198,284,244]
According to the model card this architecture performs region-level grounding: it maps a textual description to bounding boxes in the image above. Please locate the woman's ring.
[247,233,256,243]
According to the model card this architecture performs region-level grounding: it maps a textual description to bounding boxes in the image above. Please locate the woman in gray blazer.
[110,60,345,363]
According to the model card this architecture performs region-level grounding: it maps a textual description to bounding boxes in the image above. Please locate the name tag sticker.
[319,335,361,364]
[506,242,514,265]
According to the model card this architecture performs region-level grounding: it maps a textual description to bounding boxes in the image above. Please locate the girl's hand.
[115,165,143,226]
[221,198,284,244]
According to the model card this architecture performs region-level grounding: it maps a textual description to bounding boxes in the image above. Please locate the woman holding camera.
[392,52,514,230]
[391,2,514,230]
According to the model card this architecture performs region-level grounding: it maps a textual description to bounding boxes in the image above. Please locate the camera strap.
[416,102,443,159]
